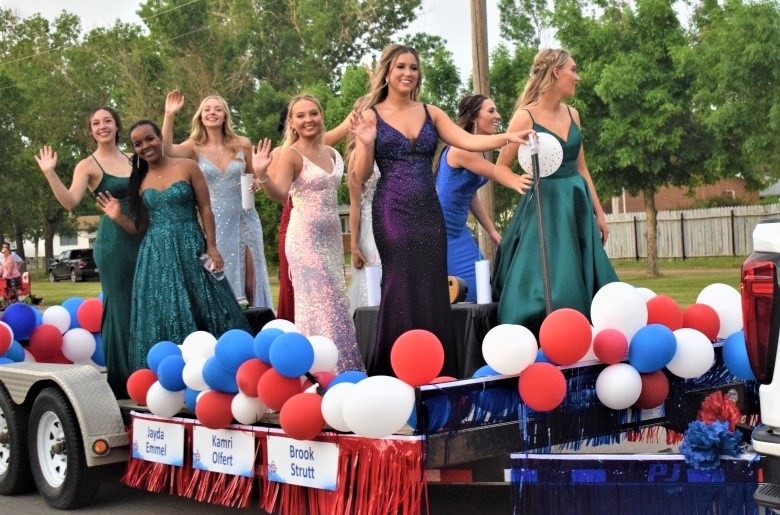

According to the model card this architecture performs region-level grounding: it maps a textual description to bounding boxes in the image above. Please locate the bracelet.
[256,175,269,184]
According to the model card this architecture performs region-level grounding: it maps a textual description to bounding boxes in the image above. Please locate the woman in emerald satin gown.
[492,49,618,335]
[35,107,140,398]
[98,120,249,372]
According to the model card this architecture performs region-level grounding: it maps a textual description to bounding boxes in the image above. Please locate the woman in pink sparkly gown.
[254,95,364,373]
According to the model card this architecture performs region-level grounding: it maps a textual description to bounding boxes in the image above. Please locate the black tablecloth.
[353,303,498,379]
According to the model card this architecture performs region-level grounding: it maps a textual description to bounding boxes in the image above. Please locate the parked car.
[48,248,99,282]
[741,218,780,510]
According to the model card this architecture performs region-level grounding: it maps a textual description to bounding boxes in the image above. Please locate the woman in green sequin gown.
[98,120,249,372]
[492,49,618,335]
[36,107,140,398]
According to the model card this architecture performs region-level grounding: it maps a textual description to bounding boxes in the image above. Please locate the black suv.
[48,248,99,282]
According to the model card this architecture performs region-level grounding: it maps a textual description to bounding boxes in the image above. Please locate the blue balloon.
[98,291,104,301]
[723,330,755,381]
[34,308,43,327]
[473,365,499,378]
[202,356,239,393]
[215,329,255,371]
[629,324,677,373]
[91,333,106,366]
[269,332,314,378]
[147,340,181,371]
[535,349,551,363]
[327,370,369,390]
[61,298,84,329]
[253,328,283,364]
[1,303,38,340]
[3,340,24,362]
[0,357,13,365]
[184,387,200,411]
[157,355,186,391]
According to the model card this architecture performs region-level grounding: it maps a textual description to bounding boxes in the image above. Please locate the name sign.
[192,426,256,477]
[132,417,185,466]
[266,436,339,491]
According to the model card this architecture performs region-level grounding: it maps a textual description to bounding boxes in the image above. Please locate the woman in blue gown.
[97,120,249,372]
[436,95,532,302]
[350,44,533,376]
[492,49,619,335]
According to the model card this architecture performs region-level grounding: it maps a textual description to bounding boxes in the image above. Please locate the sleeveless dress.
[370,105,454,376]
[91,159,141,398]
[347,165,381,316]
[435,146,488,303]
[286,149,364,372]
[129,181,250,371]
[492,108,619,335]
[276,197,295,322]
[199,151,273,308]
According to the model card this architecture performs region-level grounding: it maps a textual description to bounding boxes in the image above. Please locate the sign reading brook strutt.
[266,435,340,491]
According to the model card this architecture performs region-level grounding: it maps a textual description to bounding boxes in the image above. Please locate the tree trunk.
[643,188,659,277]
[470,0,496,265]
[43,217,59,269]
[13,224,25,259]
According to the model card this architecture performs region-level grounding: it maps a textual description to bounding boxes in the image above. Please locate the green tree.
[404,33,463,117]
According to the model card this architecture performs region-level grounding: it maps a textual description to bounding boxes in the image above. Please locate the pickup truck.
[741,218,780,510]
[48,249,98,283]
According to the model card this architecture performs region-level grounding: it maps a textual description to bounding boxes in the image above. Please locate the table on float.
[353,302,497,378]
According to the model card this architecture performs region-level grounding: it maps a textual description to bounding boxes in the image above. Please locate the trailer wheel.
[0,384,34,495]
[28,388,92,509]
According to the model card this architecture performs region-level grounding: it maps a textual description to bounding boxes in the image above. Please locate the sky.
[0,0,511,79]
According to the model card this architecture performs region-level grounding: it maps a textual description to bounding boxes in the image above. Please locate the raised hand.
[350,110,377,146]
[165,90,184,115]
[252,138,273,174]
[34,146,58,174]
[96,191,122,220]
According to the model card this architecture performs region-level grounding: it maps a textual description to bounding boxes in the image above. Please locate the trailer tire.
[28,388,92,509]
[0,384,34,495]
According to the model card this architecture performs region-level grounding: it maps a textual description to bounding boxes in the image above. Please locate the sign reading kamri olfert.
[192,426,256,477]
[266,436,340,491]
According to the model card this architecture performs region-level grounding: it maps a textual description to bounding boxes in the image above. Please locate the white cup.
[240,174,254,210]
[365,265,381,307]
[475,259,492,304]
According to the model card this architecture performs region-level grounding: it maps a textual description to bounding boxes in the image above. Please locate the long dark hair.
[86,106,123,145]
[433,94,490,175]
[128,119,161,228]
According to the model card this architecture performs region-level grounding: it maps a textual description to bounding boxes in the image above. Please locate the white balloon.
[517,132,564,177]
[668,328,715,379]
[321,382,355,432]
[263,319,299,333]
[635,287,657,302]
[42,306,71,334]
[146,381,184,418]
[579,326,598,362]
[308,335,339,373]
[595,363,642,410]
[23,349,36,362]
[61,328,96,362]
[181,331,217,362]
[697,283,743,339]
[182,356,209,391]
[231,392,268,425]
[591,282,648,341]
[342,376,415,438]
[481,324,538,375]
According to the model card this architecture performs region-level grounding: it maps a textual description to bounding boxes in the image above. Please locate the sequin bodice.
[142,180,198,228]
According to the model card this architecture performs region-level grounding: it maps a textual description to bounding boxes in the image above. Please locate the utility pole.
[470,0,496,265]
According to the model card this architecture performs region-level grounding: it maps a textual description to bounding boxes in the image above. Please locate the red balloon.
[280,393,325,440]
[431,376,457,384]
[127,369,158,405]
[28,324,64,359]
[634,370,669,409]
[518,363,567,412]
[312,371,335,390]
[236,358,272,397]
[76,298,104,333]
[682,303,720,342]
[390,330,444,386]
[539,308,591,365]
[257,369,303,411]
[646,295,683,331]
[195,391,235,429]
[0,323,12,355]
[593,329,628,365]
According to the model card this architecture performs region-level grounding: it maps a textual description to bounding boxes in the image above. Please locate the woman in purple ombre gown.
[351,44,533,376]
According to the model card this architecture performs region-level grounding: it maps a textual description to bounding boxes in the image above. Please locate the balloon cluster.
[478,281,751,413]
[0,296,104,366]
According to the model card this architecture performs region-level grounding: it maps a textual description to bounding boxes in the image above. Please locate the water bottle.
[199,253,225,281]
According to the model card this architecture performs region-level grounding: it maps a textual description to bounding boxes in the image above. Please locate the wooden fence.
[604,204,780,259]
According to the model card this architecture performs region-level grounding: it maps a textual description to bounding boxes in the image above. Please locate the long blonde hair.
[345,95,373,170]
[283,94,325,148]
[516,49,572,111]
[189,94,242,156]
[363,44,423,109]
